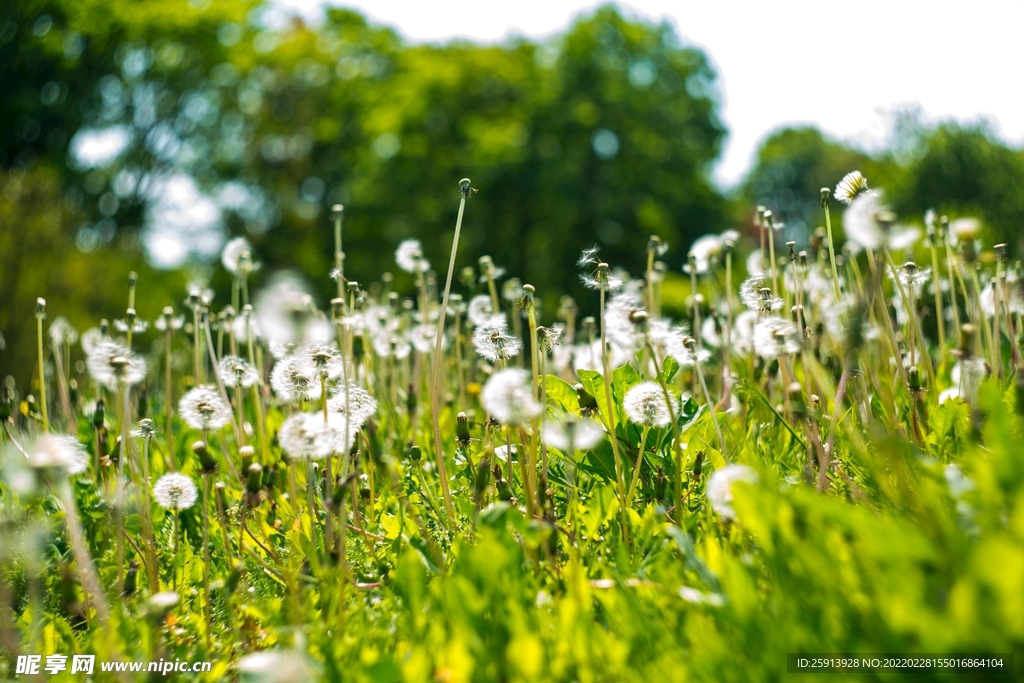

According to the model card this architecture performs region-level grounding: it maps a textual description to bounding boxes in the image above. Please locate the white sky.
[276,0,1024,188]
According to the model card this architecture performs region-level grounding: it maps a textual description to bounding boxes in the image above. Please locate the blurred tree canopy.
[1,0,730,384]
[741,121,1024,252]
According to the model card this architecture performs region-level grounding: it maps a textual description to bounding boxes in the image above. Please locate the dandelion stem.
[430,180,472,525]
[36,304,48,432]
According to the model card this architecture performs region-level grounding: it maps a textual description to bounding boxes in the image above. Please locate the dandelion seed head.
[543,417,605,451]
[278,412,354,460]
[132,418,158,440]
[327,381,377,430]
[834,171,869,204]
[270,355,321,402]
[217,355,260,389]
[753,317,801,358]
[222,236,258,276]
[372,332,411,360]
[707,464,758,519]
[472,316,522,362]
[842,190,884,252]
[739,274,782,312]
[467,295,496,327]
[48,317,78,347]
[29,434,88,475]
[623,381,674,427]
[153,472,198,510]
[410,324,443,355]
[178,385,232,431]
[481,368,540,426]
[395,239,429,273]
[86,340,147,389]
[577,246,601,268]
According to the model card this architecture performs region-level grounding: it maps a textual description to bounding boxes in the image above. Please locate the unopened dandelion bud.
[459,177,473,198]
[995,243,1009,265]
[647,235,663,255]
[122,560,139,597]
[692,451,704,477]
[36,297,46,319]
[0,387,10,421]
[960,239,978,265]
[630,310,650,333]
[352,335,365,364]
[959,324,977,359]
[456,412,471,447]
[820,187,831,208]
[193,440,218,474]
[459,266,476,289]
[93,399,105,428]
[239,445,255,473]
[246,463,263,493]
[473,457,491,501]
[215,481,228,511]
[575,383,598,416]
[408,445,422,463]
[908,366,922,392]
[330,297,344,321]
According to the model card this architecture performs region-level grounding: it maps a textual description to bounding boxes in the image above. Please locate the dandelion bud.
[246,463,263,494]
[215,481,229,511]
[332,204,344,217]
[459,178,473,198]
[331,298,344,321]
[630,310,650,333]
[240,445,255,473]
[408,445,422,463]
[122,560,139,598]
[581,317,596,338]
[959,324,977,359]
[692,451,704,477]
[473,457,491,503]
[810,394,821,412]
[224,560,245,594]
[93,399,105,428]
[647,235,663,255]
[995,243,1009,265]
[193,440,218,474]
[36,297,46,319]
[575,383,598,416]
[820,187,830,208]
[456,412,471,447]
[908,366,922,393]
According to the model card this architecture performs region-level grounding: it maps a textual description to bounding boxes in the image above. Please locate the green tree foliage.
[739,126,895,244]
[0,2,729,386]
[894,122,1024,252]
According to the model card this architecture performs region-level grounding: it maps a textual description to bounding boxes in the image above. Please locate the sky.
[275,0,1024,188]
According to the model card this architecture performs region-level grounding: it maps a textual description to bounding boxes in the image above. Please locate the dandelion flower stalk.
[35,298,49,432]
[523,284,541,517]
[596,264,630,543]
[821,188,843,301]
[430,178,473,524]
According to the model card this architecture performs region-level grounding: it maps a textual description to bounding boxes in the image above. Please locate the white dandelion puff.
[217,355,260,389]
[753,317,801,358]
[48,317,78,347]
[472,316,522,362]
[481,368,540,426]
[467,295,496,327]
[834,171,869,204]
[270,355,321,402]
[153,473,198,510]
[542,418,605,452]
[395,239,429,273]
[86,340,147,389]
[222,236,259,276]
[278,412,354,460]
[707,464,758,519]
[178,385,232,431]
[739,273,783,312]
[327,381,378,430]
[623,381,674,427]
[29,434,89,475]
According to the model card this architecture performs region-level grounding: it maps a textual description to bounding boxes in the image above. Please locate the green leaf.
[544,374,580,413]
[661,355,680,383]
